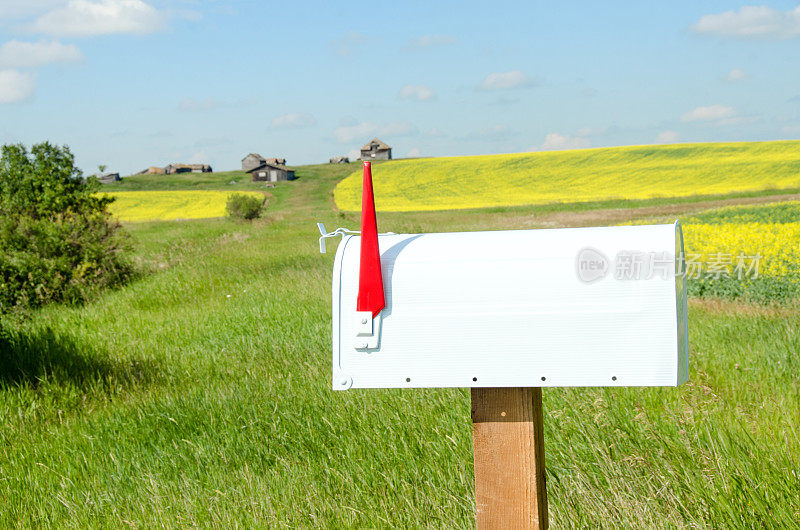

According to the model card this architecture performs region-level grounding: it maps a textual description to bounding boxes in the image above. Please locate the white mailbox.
[321,164,689,391]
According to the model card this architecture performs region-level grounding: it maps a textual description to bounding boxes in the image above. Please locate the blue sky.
[1,1,800,174]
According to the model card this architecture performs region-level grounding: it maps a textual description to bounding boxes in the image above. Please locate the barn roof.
[246,161,292,173]
[361,138,391,150]
[243,154,285,165]
[166,163,211,169]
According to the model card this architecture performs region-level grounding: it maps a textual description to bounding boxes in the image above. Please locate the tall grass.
[1,160,798,526]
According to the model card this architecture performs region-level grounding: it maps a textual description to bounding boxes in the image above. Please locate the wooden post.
[471,387,548,529]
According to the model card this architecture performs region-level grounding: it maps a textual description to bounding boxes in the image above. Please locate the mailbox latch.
[354,311,382,350]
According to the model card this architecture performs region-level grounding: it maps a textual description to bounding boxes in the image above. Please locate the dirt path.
[689,298,799,317]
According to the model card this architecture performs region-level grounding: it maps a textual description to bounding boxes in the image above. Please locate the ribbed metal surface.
[332,223,688,390]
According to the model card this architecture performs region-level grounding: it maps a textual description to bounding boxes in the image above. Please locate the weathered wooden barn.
[242,153,265,172]
[134,166,165,175]
[248,160,295,182]
[242,153,287,172]
[360,138,392,160]
[97,172,121,183]
[165,163,212,174]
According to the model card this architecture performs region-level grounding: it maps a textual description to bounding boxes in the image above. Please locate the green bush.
[0,142,135,315]
[226,193,264,220]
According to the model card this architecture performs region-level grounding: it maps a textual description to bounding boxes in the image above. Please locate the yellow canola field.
[100,191,265,222]
[335,141,800,212]
[680,200,800,279]
[683,222,800,279]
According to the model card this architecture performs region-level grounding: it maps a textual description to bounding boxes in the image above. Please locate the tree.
[98,164,107,173]
[0,142,135,315]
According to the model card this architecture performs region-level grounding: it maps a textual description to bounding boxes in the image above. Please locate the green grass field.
[335,140,800,212]
[2,153,799,526]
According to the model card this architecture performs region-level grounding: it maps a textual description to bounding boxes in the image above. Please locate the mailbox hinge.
[354,311,382,350]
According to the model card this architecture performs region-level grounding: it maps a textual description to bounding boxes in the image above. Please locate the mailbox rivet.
[360,342,368,348]
[361,317,367,324]
[612,376,617,381]
[335,374,353,389]
[541,376,546,382]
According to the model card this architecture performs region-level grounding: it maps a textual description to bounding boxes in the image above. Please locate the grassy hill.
[335,141,800,211]
[97,164,357,222]
[1,154,799,526]
[103,169,261,191]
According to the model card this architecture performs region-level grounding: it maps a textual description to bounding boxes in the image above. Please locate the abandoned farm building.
[242,153,286,172]
[360,138,392,160]
[164,163,213,174]
[247,160,295,182]
[97,172,121,183]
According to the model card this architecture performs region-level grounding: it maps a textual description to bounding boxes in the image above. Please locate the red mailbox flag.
[357,161,386,318]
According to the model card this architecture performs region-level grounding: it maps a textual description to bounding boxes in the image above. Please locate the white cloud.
[0,69,35,104]
[407,34,457,49]
[330,30,368,56]
[478,69,537,91]
[407,148,420,157]
[427,127,446,137]
[334,122,375,142]
[333,121,417,143]
[398,84,435,101]
[681,104,736,122]
[656,130,679,143]
[691,5,800,39]
[724,68,748,82]
[540,133,590,151]
[0,40,83,68]
[0,1,63,19]
[29,0,165,37]
[270,112,316,129]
